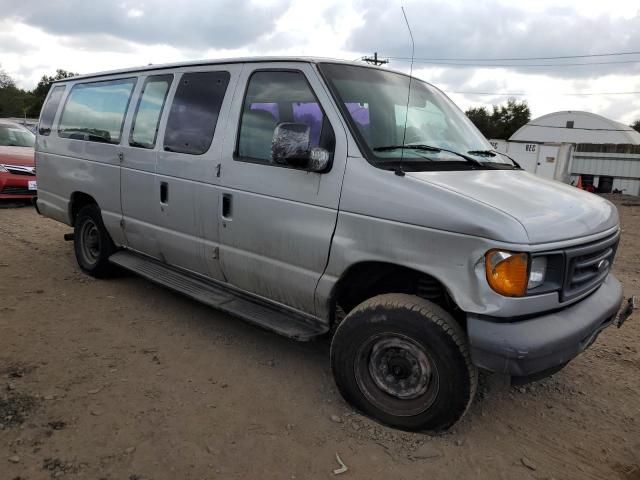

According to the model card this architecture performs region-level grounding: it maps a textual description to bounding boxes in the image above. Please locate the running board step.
[109,250,328,341]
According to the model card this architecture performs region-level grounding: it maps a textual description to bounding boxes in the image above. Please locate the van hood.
[407,169,618,244]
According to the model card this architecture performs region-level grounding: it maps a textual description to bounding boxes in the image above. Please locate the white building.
[490,111,640,196]
[510,111,640,145]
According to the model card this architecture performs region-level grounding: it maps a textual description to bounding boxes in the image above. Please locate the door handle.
[160,181,169,204]
[222,193,232,219]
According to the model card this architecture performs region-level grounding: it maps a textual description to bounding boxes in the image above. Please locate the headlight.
[527,256,547,290]
[0,164,8,173]
[485,250,529,297]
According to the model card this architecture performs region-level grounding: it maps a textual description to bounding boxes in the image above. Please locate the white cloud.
[126,8,144,18]
[0,0,638,124]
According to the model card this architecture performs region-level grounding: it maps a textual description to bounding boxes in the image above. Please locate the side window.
[238,70,335,163]
[130,74,172,149]
[163,71,230,155]
[58,78,136,144]
[39,85,66,136]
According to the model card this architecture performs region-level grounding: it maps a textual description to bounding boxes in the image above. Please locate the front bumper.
[467,274,624,377]
[0,172,37,199]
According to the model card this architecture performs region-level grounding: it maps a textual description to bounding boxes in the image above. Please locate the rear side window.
[58,78,136,144]
[130,75,172,149]
[39,85,66,136]
[163,71,230,155]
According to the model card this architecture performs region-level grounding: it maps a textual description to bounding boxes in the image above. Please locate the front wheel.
[330,294,477,432]
[73,204,116,278]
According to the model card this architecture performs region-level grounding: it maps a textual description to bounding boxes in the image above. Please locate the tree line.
[0,68,77,118]
[464,99,531,140]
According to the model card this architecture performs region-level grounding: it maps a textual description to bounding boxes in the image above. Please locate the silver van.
[34,58,631,431]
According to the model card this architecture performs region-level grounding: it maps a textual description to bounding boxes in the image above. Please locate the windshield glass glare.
[0,125,36,148]
[319,63,510,168]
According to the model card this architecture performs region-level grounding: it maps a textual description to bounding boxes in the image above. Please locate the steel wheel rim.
[355,333,439,417]
[80,219,101,265]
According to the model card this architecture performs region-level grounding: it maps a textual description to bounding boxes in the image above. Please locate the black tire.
[73,204,116,278]
[330,294,477,432]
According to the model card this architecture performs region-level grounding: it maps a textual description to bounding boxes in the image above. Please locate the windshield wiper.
[373,144,485,168]
[374,144,441,153]
[467,150,496,157]
[468,150,522,169]
[496,151,522,169]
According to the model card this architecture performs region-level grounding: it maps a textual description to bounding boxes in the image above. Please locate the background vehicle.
[34,58,629,432]
[0,120,37,200]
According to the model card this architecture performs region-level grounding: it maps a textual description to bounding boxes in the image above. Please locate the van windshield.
[319,63,514,170]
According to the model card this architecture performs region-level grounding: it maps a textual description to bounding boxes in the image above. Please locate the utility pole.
[362,52,389,66]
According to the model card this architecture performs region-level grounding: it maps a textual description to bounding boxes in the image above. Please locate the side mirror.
[271,122,330,172]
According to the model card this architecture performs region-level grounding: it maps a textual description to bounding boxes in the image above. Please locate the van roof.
[52,57,401,84]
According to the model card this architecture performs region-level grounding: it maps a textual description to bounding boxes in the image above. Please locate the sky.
[0,0,639,124]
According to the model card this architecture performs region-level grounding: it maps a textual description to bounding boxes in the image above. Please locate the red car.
[0,120,37,200]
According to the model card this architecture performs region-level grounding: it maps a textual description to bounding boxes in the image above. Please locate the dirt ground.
[0,196,639,480]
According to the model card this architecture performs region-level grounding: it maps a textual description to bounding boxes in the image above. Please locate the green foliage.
[465,107,493,138]
[0,70,15,89]
[0,85,34,118]
[465,98,531,140]
[0,67,77,118]
[632,120,640,133]
[29,69,77,116]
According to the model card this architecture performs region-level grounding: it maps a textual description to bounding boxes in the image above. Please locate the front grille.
[562,232,619,301]
[1,186,36,196]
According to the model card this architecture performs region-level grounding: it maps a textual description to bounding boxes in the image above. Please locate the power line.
[451,91,640,96]
[562,91,640,96]
[390,59,640,67]
[384,50,640,62]
[451,92,524,96]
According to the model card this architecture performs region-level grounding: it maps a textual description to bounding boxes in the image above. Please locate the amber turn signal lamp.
[485,250,529,297]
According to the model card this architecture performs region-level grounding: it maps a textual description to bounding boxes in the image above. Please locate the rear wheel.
[330,294,477,432]
[73,204,116,278]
